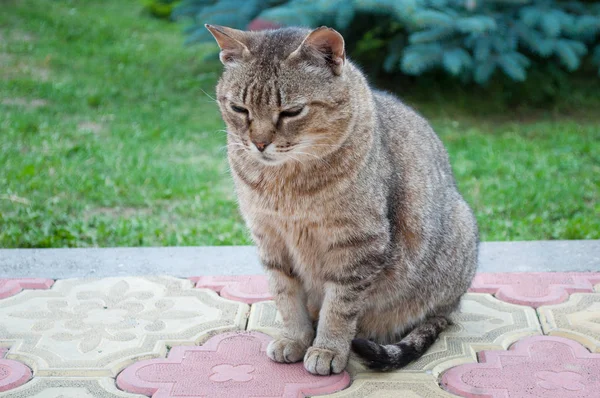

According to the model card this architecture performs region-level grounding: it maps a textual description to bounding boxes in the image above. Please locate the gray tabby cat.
[206,24,478,375]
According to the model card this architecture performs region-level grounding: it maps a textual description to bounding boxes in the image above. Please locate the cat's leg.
[266,269,315,363]
[304,276,374,375]
[252,225,314,363]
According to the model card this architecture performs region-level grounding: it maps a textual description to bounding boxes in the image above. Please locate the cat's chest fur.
[241,185,339,258]
[235,170,370,281]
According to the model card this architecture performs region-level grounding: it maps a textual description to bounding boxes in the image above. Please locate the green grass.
[440,121,599,240]
[1,0,248,247]
[1,0,598,248]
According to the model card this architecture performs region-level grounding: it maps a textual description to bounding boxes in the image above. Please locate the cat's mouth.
[255,152,286,165]
[245,145,303,166]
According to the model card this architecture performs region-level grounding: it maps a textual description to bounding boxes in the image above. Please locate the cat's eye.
[231,104,248,114]
[279,107,304,118]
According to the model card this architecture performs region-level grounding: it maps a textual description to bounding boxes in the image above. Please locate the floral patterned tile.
[441,336,600,398]
[399,294,542,375]
[469,272,600,307]
[248,294,542,377]
[0,276,249,377]
[324,373,456,398]
[0,377,144,397]
[190,275,272,304]
[117,331,350,398]
[538,293,600,352]
[246,300,283,338]
[0,279,54,300]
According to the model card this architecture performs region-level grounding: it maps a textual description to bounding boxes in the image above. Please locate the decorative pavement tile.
[248,294,541,376]
[469,272,600,307]
[0,377,145,397]
[190,275,272,304]
[246,300,283,338]
[0,279,54,300]
[0,276,249,377]
[0,346,32,393]
[117,331,351,398]
[441,336,600,398]
[538,293,600,352]
[403,294,542,375]
[325,373,456,397]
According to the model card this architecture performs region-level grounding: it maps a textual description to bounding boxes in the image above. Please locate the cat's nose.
[252,140,270,152]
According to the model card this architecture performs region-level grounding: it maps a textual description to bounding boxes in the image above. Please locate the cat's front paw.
[267,337,309,363]
[304,346,349,375]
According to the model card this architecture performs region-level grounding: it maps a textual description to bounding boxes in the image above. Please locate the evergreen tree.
[176,0,600,83]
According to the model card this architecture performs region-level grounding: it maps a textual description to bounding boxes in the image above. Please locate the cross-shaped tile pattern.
[441,336,600,397]
[117,331,350,398]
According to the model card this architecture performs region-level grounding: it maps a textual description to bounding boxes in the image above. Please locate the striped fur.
[352,316,450,371]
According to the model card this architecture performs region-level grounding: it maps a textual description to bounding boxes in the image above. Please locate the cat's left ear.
[205,24,251,65]
[294,26,345,75]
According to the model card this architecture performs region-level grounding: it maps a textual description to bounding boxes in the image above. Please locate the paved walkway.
[0,242,599,397]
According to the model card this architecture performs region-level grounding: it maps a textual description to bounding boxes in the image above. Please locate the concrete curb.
[0,241,598,278]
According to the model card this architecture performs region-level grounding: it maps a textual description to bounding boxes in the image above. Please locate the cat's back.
[371,89,453,179]
[372,89,438,148]
[370,87,478,249]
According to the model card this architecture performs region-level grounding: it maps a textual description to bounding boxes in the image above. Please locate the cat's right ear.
[205,24,250,65]
[290,26,346,75]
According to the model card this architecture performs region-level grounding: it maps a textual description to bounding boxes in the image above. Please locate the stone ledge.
[1,240,598,278]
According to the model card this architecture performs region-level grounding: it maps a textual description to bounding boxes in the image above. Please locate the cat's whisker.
[292,143,336,157]
[277,146,298,153]
[295,138,349,150]
[285,152,305,167]
[292,150,332,168]
[200,88,218,104]
[296,143,342,150]
[220,143,247,153]
[215,129,241,139]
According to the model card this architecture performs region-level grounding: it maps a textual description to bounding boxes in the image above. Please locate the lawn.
[1,0,598,248]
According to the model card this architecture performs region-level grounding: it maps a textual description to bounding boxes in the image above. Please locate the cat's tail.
[351,316,450,371]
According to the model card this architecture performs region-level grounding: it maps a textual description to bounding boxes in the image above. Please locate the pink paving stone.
[469,272,600,307]
[117,331,350,398]
[0,278,54,299]
[441,336,600,398]
[0,347,33,392]
[190,275,272,304]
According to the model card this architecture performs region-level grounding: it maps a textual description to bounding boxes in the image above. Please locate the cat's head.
[206,24,356,166]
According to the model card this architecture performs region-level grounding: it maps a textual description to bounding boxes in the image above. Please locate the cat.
[206,24,479,375]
